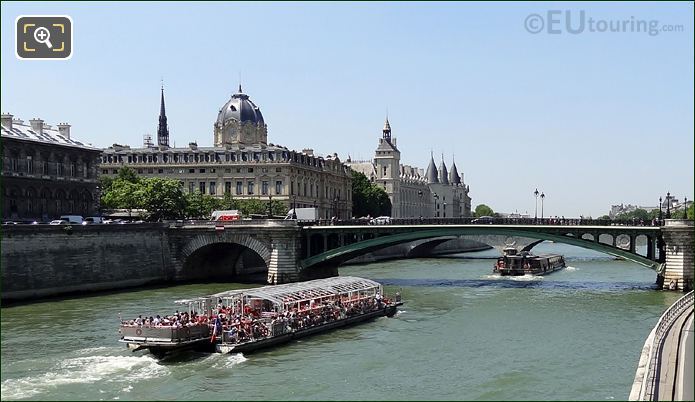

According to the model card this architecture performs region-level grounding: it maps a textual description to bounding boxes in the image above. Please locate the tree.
[614,208,651,222]
[351,171,391,217]
[474,204,494,217]
[101,179,142,214]
[688,204,694,220]
[185,191,223,219]
[138,177,187,221]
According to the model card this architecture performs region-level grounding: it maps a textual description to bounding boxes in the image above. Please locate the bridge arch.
[179,234,272,282]
[301,227,661,272]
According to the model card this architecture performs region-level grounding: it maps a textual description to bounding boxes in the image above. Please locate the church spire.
[157,84,169,147]
[382,117,391,141]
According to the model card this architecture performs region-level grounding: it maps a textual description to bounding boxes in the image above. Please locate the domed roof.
[216,85,265,126]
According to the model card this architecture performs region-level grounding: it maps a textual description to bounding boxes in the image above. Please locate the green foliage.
[688,204,694,220]
[101,179,141,211]
[115,166,140,184]
[351,171,391,218]
[186,192,223,219]
[614,208,653,221]
[138,178,187,221]
[474,204,494,217]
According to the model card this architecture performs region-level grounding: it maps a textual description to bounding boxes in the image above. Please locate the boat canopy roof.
[175,276,382,307]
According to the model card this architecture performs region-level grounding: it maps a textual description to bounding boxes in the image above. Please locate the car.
[49,220,68,225]
[83,217,105,225]
[471,216,495,224]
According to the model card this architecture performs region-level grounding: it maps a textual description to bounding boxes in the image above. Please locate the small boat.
[119,276,402,358]
[493,246,565,276]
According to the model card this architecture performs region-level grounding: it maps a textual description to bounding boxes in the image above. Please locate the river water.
[0,243,681,400]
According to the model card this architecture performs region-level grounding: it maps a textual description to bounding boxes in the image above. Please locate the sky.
[1,1,693,218]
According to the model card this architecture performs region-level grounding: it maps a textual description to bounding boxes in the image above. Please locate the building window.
[225,182,232,194]
[188,168,195,173]
[147,168,154,174]
[70,163,76,177]
[304,182,307,196]
[199,182,206,194]
[199,168,206,173]
[83,163,89,178]
[247,181,254,195]
[276,167,282,173]
[248,168,253,173]
[189,182,195,194]
[224,168,231,173]
[236,168,241,173]
[209,182,216,195]
[102,169,108,175]
[383,166,387,176]
[275,181,283,195]
[42,162,48,175]
[261,181,269,195]
[26,157,33,174]
[57,163,64,176]
[158,169,164,174]
[236,181,243,195]
[138,168,144,174]
[262,167,268,173]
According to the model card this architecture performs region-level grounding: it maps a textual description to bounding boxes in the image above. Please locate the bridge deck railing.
[307,217,665,227]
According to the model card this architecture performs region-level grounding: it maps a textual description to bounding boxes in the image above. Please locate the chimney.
[302,148,314,156]
[1,113,13,130]
[57,123,71,139]
[189,142,198,150]
[29,118,44,134]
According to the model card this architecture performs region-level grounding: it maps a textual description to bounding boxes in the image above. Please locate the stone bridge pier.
[660,220,694,291]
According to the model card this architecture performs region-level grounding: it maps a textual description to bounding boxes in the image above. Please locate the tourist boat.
[119,276,402,358]
[493,246,566,276]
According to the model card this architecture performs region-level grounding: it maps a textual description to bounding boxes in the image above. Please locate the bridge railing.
[637,290,694,401]
[307,217,664,227]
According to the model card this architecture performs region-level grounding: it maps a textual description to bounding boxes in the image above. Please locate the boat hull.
[217,304,399,354]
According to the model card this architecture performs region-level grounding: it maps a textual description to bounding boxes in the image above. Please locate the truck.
[211,210,242,222]
[285,207,319,222]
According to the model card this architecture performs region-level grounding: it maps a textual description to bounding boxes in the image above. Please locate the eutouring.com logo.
[524,10,684,36]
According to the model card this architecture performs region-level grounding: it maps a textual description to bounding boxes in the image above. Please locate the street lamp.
[684,196,688,219]
[418,190,423,218]
[540,192,545,221]
[666,192,671,219]
[534,188,539,222]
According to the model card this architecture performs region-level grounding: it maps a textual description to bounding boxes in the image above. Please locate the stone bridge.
[1,220,693,302]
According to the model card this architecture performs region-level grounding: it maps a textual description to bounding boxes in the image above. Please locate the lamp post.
[666,192,671,219]
[443,202,447,218]
[418,190,423,218]
[684,196,688,219]
[534,188,539,222]
[540,192,545,221]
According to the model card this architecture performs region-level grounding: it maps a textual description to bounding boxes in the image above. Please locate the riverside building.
[346,119,471,218]
[100,86,352,219]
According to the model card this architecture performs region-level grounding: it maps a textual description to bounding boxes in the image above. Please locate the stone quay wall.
[1,224,173,302]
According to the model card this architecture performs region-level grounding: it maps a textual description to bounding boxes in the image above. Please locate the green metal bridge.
[300,224,663,271]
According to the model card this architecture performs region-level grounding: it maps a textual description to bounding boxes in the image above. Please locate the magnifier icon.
[34,27,53,49]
